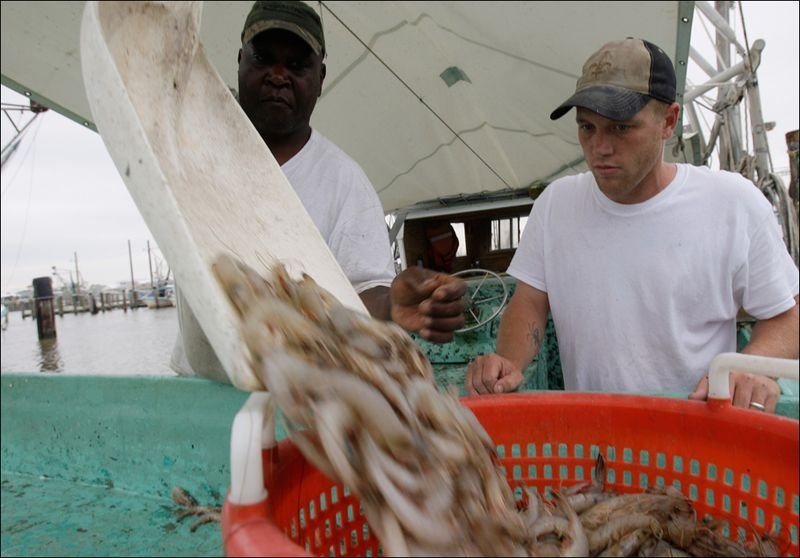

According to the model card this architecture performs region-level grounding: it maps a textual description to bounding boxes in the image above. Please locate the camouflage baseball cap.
[241,1,325,56]
[550,38,676,121]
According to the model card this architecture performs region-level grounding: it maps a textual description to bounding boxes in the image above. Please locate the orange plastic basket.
[222,391,800,557]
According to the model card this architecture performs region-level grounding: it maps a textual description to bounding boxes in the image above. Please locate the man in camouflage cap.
[467,38,798,412]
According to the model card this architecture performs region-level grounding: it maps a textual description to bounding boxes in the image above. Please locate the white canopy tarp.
[1,1,692,212]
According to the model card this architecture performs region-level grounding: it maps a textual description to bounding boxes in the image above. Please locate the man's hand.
[466,353,524,395]
[390,267,466,343]
[688,372,781,413]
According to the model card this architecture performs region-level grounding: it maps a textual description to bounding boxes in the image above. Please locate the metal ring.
[749,401,766,411]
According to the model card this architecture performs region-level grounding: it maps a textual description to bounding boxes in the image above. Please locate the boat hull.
[143,296,174,309]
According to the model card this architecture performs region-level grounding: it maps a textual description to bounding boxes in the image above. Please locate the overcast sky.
[1,1,798,294]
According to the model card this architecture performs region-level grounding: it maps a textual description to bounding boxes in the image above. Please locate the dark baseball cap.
[550,38,676,121]
[241,1,325,56]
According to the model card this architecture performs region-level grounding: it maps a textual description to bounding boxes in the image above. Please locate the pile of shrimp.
[518,454,780,557]
[213,254,782,558]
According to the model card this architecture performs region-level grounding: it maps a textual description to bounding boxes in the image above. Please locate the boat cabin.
[394,186,542,276]
[390,185,564,393]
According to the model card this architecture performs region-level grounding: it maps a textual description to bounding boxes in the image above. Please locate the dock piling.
[32,276,56,339]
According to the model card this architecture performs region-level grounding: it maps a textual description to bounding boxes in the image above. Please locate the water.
[1,306,179,376]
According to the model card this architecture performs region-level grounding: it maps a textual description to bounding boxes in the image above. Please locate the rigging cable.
[1,113,44,198]
[1,104,43,166]
[1,117,41,293]
[317,1,511,190]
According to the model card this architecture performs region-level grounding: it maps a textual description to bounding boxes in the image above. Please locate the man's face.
[237,29,326,143]
[576,101,678,204]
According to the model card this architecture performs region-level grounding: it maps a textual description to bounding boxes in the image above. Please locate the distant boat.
[141,285,175,309]
[142,294,173,309]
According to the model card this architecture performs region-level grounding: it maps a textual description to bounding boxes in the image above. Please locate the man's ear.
[663,102,681,139]
[319,63,327,97]
[237,48,242,65]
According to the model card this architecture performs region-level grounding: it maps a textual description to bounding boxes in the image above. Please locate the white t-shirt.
[508,163,799,393]
[170,129,395,379]
[282,129,395,292]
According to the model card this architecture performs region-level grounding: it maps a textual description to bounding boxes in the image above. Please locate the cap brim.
[549,85,651,121]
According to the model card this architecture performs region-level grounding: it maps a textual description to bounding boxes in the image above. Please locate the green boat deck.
[2,375,246,557]
[4,373,798,557]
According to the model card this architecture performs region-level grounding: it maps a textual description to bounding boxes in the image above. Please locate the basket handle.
[707,352,799,401]
[228,391,274,505]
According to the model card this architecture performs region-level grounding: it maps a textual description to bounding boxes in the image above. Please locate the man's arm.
[359,286,391,321]
[389,267,466,342]
[360,268,467,343]
[690,295,799,412]
[743,295,799,359]
[466,281,550,394]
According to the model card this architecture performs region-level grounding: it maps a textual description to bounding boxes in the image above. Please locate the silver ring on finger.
[749,401,766,411]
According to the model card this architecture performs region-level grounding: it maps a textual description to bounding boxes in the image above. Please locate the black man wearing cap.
[171,1,467,382]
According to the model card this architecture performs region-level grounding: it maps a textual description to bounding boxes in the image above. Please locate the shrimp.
[214,254,529,556]
[586,513,662,555]
[215,255,784,558]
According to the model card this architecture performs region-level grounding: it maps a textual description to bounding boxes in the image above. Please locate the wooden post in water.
[57,296,64,317]
[32,276,56,339]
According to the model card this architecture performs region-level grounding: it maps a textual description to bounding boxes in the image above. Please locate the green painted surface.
[1,472,220,557]
[1,374,247,557]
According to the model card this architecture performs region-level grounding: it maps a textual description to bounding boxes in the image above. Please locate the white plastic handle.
[228,391,275,505]
[707,352,800,400]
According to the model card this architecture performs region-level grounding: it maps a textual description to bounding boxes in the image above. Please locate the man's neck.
[265,127,312,165]
[654,161,678,194]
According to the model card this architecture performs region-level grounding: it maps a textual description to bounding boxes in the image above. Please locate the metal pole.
[128,239,138,309]
[696,0,746,56]
[714,1,742,168]
[147,240,154,289]
[74,251,81,297]
[147,240,158,308]
[683,58,750,102]
[743,40,772,183]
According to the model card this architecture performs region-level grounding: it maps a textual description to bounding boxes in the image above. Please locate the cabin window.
[490,216,527,251]
[452,223,467,257]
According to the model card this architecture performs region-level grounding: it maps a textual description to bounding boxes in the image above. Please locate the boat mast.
[686,1,799,265]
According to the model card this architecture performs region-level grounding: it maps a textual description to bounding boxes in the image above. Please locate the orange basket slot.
[222,391,800,557]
